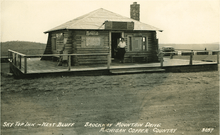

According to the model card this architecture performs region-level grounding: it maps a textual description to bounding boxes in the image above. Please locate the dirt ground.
[1,63,219,135]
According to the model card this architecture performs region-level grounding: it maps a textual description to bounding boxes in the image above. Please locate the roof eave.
[44,28,69,34]
[44,29,163,33]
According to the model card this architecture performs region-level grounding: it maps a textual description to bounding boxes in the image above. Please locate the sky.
[1,0,219,44]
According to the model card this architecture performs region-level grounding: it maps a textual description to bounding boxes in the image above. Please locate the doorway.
[111,32,121,58]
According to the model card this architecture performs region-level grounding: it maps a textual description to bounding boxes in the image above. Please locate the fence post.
[107,54,110,69]
[14,53,17,67]
[189,50,193,65]
[24,56,27,74]
[68,55,71,71]
[8,51,12,62]
[11,52,13,61]
[217,51,219,64]
[160,52,163,67]
[19,55,22,69]
[8,51,12,73]
[8,51,10,61]
[10,51,12,62]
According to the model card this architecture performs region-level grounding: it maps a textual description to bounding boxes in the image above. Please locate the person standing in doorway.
[117,37,126,63]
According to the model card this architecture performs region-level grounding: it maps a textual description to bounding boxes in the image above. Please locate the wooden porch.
[8,49,219,76]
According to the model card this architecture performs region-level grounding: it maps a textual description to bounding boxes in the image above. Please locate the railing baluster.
[24,56,27,74]
[12,53,14,64]
[160,53,163,67]
[8,51,9,62]
[10,51,11,62]
[19,55,22,69]
[15,53,17,66]
[189,50,193,65]
[68,55,71,71]
[217,51,219,64]
[107,54,110,69]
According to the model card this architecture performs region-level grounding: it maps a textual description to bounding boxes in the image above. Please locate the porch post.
[8,51,12,73]
[68,55,71,71]
[189,50,193,65]
[8,50,10,62]
[19,55,22,69]
[11,52,13,62]
[24,56,27,74]
[14,53,17,66]
[108,31,111,69]
[160,52,163,67]
[107,54,110,69]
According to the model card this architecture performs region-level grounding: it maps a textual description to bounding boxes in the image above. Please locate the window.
[86,36,101,46]
[51,38,56,50]
[132,37,142,51]
[51,33,66,51]
[128,36,148,51]
[142,37,148,51]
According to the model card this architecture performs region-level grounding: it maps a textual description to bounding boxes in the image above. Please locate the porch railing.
[159,49,220,67]
[8,49,220,73]
[8,49,110,74]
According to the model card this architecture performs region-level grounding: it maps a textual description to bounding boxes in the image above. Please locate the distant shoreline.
[160,43,219,50]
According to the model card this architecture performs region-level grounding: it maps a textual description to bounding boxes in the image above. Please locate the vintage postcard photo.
[1,0,219,134]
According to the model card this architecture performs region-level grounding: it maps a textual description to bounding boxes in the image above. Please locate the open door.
[111,32,121,58]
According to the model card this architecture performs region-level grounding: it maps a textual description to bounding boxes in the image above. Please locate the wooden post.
[189,50,193,65]
[8,51,10,61]
[8,51,12,73]
[107,54,110,69]
[24,56,27,74]
[217,51,219,64]
[10,51,12,62]
[68,55,71,71]
[14,53,16,65]
[19,55,21,69]
[160,52,163,67]
[11,52,13,62]
[108,31,111,69]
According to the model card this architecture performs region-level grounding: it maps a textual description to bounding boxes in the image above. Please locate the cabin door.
[111,33,121,58]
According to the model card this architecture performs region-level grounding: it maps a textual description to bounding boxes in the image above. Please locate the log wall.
[44,30,159,65]
[72,30,109,65]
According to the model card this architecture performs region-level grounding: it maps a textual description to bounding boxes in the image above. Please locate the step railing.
[8,49,110,74]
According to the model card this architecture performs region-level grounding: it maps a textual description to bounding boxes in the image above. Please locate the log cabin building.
[42,2,162,65]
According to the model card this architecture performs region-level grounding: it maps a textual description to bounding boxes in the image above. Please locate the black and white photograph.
[1,0,219,134]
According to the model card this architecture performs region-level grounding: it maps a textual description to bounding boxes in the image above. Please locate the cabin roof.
[44,8,162,33]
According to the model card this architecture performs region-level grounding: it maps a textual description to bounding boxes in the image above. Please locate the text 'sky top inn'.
[42,2,163,65]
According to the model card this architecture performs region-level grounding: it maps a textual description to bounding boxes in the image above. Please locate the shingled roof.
[44,8,162,33]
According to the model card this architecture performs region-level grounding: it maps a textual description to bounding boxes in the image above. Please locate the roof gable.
[45,8,162,33]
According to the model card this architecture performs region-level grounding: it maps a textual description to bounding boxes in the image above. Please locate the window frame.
[142,36,148,51]
[51,36,56,51]
[127,35,148,51]
[85,36,101,46]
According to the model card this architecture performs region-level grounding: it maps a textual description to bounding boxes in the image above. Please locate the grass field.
[1,62,219,135]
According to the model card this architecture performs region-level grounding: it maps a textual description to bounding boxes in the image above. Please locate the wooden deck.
[14,57,217,74]
[7,49,219,77]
